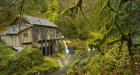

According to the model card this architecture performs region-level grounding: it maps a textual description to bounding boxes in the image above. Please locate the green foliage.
[23,56,62,74]
[7,48,43,74]
[0,43,15,70]
[0,0,140,74]
[0,46,64,75]
[0,0,59,30]
[46,0,59,22]
[59,0,140,75]
[61,0,87,21]
[65,43,134,75]
[69,39,88,52]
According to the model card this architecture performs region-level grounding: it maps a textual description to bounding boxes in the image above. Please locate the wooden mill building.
[1,15,63,55]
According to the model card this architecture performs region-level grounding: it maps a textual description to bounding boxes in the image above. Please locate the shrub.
[7,48,43,73]
[0,43,16,70]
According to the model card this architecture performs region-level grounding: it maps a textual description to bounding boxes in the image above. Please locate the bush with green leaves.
[0,43,16,70]
[7,48,43,73]
[64,42,135,75]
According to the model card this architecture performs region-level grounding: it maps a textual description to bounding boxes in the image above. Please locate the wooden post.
[48,40,51,56]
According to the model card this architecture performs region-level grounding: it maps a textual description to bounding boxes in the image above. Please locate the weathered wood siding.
[1,25,62,48]
[1,34,20,47]
[32,26,62,41]
[20,27,33,44]
[1,35,11,46]
[45,27,62,40]
[11,35,20,46]
[56,29,62,39]
[1,35,8,45]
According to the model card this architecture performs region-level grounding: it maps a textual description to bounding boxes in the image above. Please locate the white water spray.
[63,40,69,54]
[62,36,69,54]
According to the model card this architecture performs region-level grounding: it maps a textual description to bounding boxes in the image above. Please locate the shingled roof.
[2,15,57,35]
[24,15,57,27]
[2,24,32,35]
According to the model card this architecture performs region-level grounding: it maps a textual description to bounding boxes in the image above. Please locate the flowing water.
[34,52,94,75]
[34,40,71,75]
[63,40,70,54]
[34,40,95,75]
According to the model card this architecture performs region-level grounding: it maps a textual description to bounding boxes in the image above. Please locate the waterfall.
[63,40,70,54]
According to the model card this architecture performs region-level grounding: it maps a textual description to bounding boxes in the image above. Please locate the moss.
[69,39,88,51]
[0,44,16,70]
